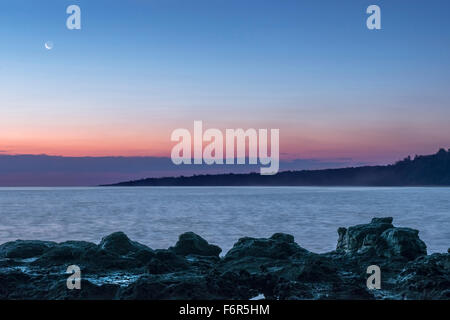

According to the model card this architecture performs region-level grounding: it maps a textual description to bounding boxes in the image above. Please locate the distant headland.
[104,149,450,187]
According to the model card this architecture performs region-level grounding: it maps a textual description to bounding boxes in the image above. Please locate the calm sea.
[0,187,448,254]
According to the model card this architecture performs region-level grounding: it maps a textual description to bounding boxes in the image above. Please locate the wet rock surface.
[170,232,222,257]
[0,217,448,300]
[0,240,56,259]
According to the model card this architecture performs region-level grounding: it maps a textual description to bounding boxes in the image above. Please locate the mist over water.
[0,187,448,254]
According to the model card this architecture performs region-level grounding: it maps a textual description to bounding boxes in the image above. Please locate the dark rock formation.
[380,227,427,260]
[0,217,448,300]
[336,217,427,261]
[48,279,119,300]
[0,240,56,259]
[395,253,450,299]
[99,232,152,256]
[170,232,221,257]
[224,233,308,260]
[32,241,97,267]
[336,217,394,253]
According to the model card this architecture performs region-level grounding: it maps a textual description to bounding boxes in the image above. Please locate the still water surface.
[0,187,448,254]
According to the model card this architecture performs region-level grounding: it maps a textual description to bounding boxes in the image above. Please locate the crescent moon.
[45,42,53,50]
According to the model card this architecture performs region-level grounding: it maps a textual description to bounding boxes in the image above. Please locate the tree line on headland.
[106,149,450,186]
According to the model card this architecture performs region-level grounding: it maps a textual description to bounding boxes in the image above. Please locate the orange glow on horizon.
[1,121,447,163]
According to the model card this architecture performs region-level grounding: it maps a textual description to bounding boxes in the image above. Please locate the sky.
[1,0,450,173]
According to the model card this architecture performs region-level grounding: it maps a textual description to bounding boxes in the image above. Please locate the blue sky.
[1,0,450,165]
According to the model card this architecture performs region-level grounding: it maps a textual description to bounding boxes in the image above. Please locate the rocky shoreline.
[0,217,448,300]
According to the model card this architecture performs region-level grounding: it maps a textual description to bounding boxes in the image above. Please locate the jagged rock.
[170,232,221,257]
[225,233,308,260]
[205,270,259,299]
[371,217,394,224]
[395,253,450,299]
[116,276,168,299]
[336,217,393,253]
[99,232,152,256]
[0,271,33,299]
[121,270,260,300]
[0,240,56,259]
[380,227,427,260]
[147,250,189,274]
[29,235,153,271]
[130,248,156,264]
[270,233,295,243]
[48,279,119,300]
[0,219,448,300]
[32,241,97,267]
[118,275,228,300]
[293,254,340,282]
[0,258,20,268]
[80,246,145,271]
[337,218,428,261]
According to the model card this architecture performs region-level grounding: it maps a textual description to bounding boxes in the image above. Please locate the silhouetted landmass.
[0,154,358,187]
[105,149,450,186]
